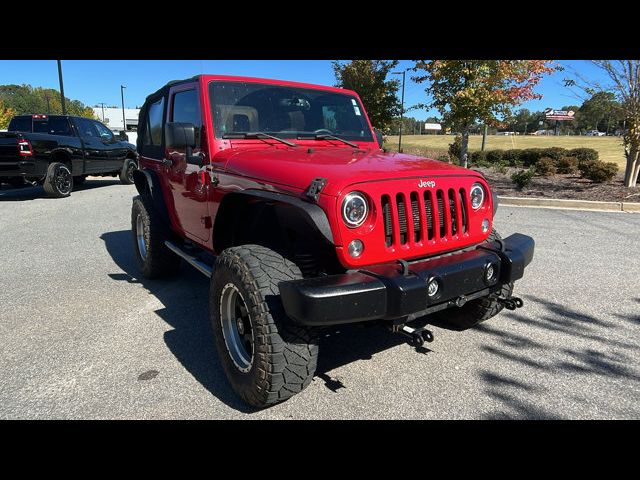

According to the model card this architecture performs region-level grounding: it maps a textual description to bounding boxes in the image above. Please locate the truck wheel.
[120,158,137,185]
[131,195,181,278]
[210,245,319,408]
[43,162,73,198]
[434,229,514,330]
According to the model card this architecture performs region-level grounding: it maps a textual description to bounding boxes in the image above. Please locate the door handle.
[161,158,173,167]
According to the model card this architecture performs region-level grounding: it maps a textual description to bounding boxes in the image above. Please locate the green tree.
[578,92,622,134]
[411,60,557,165]
[332,60,401,132]
[0,84,96,119]
[0,100,16,129]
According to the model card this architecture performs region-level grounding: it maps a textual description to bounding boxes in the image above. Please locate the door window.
[171,89,201,145]
[75,118,98,139]
[93,121,114,142]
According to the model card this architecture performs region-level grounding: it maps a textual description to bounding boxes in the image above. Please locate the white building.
[92,107,140,133]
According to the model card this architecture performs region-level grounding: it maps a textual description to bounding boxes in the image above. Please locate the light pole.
[120,85,127,133]
[99,102,106,122]
[393,69,407,153]
[57,60,66,115]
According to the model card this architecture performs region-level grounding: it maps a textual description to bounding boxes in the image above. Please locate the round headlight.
[470,183,485,210]
[342,191,368,228]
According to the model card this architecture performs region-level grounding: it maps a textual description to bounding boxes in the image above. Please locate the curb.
[497,196,640,213]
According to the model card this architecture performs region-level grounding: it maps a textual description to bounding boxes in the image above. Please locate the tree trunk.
[624,145,639,188]
[460,126,470,167]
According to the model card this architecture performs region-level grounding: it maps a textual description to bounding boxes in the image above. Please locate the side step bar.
[164,241,213,278]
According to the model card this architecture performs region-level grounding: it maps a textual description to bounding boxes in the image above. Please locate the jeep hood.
[218,146,482,197]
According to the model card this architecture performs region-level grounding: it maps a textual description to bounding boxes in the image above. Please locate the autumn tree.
[0,100,16,129]
[332,60,401,132]
[411,60,557,166]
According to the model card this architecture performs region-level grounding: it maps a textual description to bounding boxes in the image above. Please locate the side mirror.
[374,128,384,149]
[165,122,196,149]
[118,131,128,141]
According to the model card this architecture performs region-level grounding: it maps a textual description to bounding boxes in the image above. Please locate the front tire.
[210,245,319,408]
[120,157,137,185]
[433,229,514,330]
[131,195,181,278]
[43,162,73,198]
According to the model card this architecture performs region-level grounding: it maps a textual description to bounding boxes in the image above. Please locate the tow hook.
[497,296,524,310]
[397,324,434,348]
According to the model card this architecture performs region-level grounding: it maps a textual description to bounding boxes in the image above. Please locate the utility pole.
[57,60,66,115]
[393,69,407,153]
[120,85,126,133]
[99,102,106,122]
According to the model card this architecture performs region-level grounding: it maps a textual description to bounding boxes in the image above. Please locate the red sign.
[545,108,575,121]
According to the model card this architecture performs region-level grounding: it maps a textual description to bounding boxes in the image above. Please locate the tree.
[566,61,640,187]
[577,92,622,134]
[0,100,16,129]
[332,60,401,132]
[411,60,557,165]
[0,84,96,119]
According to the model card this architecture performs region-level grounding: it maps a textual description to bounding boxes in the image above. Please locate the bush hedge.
[511,169,535,189]
[535,157,557,176]
[557,156,579,174]
[469,147,599,169]
[581,161,618,182]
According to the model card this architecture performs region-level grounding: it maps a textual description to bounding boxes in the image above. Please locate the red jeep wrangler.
[131,75,534,407]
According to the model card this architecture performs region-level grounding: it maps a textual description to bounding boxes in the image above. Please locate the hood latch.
[306,177,327,202]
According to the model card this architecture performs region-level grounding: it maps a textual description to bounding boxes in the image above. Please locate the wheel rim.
[220,283,254,373]
[126,162,136,183]
[136,214,147,260]
[55,165,72,194]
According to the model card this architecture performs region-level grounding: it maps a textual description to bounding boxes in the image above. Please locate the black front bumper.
[279,233,534,326]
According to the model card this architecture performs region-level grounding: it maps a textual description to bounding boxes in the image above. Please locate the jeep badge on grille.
[418,180,436,188]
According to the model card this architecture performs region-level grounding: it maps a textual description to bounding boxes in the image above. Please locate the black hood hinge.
[306,177,328,202]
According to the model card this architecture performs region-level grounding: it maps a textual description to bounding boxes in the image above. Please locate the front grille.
[382,188,469,247]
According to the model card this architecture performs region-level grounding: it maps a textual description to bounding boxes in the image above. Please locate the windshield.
[209,81,374,142]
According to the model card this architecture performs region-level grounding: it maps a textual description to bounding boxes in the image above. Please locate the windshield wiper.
[297,133,359,148]
[222,132,298,147]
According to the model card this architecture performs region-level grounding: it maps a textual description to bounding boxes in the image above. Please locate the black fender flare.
[213,189,334,252]
[132,169,171,227]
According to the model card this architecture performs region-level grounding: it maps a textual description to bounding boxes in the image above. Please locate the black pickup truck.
[0,114,138,197]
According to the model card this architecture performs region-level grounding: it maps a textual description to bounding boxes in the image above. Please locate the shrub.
[493,161,509,175]
[557,156,579,174]
[448,135,462,162]
[535,157,557,176]
[436,154,451,163]
[578,159,598,177]
[511,169,535,189]
[568,148,598,162]
[519,148,546,167]
[503,149,522,166]
[470,150,487,164]
[583,161,618,182]
[541,147,569,160]
[486,149,505,163]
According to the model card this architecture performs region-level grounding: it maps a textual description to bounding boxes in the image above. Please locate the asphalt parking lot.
[1,179,639,419]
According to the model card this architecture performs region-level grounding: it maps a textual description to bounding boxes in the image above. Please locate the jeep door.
[166,84,210,242]
[73,117,111,174]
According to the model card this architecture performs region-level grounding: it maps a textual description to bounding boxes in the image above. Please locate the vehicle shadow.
[100,229,418,411]
[0,179,121,201]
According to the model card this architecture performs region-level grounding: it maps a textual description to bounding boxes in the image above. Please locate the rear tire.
[131,194,181,279]
[433,229,514,330]
[43,162,73,198]
[120,158,137,185]
[210,245,319,408]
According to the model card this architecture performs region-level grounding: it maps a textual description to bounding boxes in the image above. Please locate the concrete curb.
[497,196,640,213]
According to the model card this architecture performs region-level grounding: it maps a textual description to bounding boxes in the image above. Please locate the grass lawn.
[386,134,627,170]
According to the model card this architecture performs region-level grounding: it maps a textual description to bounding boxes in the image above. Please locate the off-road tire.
[120,157,137,185]
[210,245,319,408]
[43,162,73,198]
[131,194,181,279]
[434,229,514,330]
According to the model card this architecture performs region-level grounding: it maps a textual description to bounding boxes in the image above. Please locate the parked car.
[586,130,606,136]
[0,114,138,197]
[131,74,535,407]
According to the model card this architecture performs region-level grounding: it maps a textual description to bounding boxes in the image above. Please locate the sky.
[0,60,611,118]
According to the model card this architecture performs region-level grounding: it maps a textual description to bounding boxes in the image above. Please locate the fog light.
[485,264,495,282]
[482,218,490,233]
[348,239,364,258]
[427,279,439,297]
